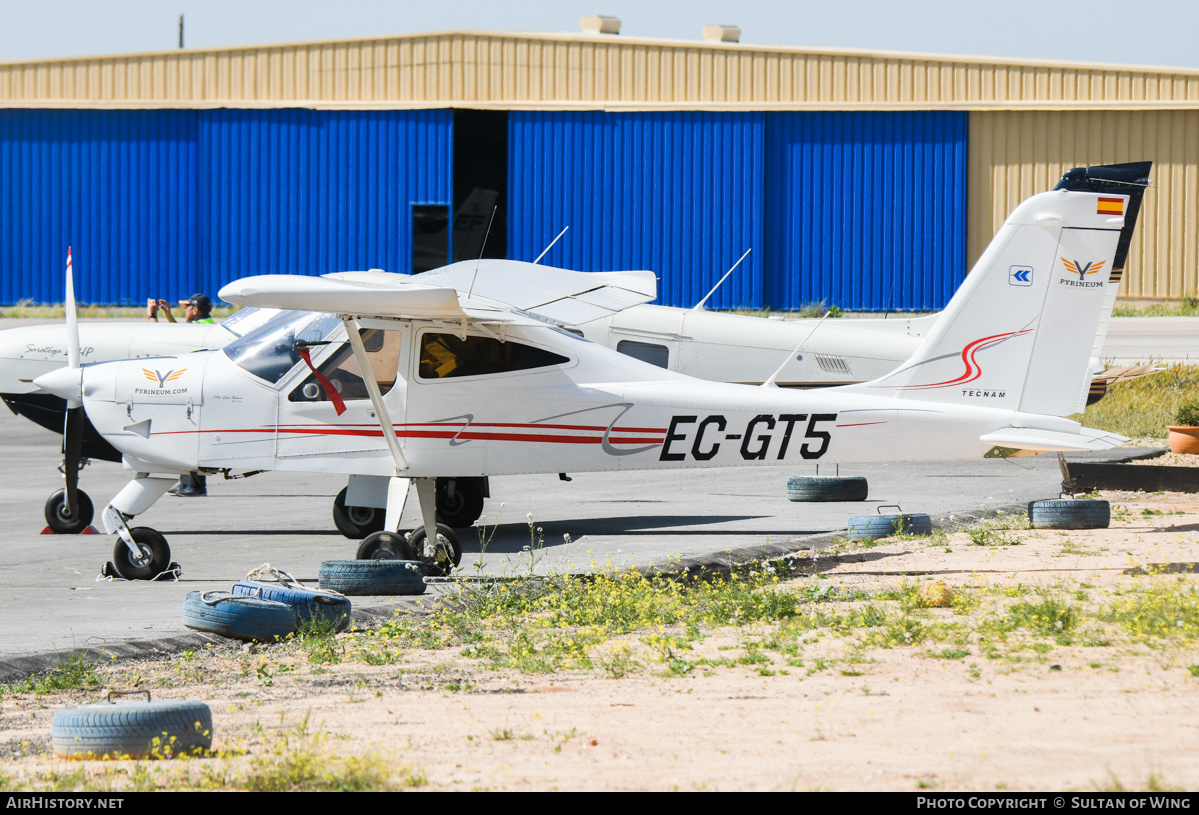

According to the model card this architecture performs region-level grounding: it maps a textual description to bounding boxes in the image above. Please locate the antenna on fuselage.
[692,248,751,311]
[532,226,570,265]
[761,310,832,388]
[465,205,498,300]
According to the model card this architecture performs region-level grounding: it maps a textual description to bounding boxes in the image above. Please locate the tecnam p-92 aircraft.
[33,162,1152,579]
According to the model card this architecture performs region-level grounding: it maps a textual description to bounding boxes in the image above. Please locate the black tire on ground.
[786,476,868,503]
[436,477,486,528]
[847,513,934,541]
[356,530,414,561]
[332,487,386,539]
[52,700,213,759]
[44,488,95,534]
[408,523,462,577]
[318,560,428,596]
[111,528,171,580]
[232,581,352,632]
[1028,499,1111,530]
[181,591,298,641]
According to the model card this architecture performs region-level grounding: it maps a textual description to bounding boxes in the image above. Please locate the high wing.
[219,274,489,322]
[225,259,659,327]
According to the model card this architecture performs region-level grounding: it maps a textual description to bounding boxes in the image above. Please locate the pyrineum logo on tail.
[1060,259,1106,288]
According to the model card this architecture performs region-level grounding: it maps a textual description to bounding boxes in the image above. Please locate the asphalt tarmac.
[0,399,1147,672]
[0,315,1192,674]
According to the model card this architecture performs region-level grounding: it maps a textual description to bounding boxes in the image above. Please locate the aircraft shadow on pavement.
[459,516,836,554]
[803,549,914,576]
[163,528,341,537]
[1146,522,1199,534]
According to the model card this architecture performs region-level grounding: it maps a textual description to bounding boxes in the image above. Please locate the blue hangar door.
[763,111,968,312]
[0,109,453,303]
[508,111,766,310]
[507,110,966,312]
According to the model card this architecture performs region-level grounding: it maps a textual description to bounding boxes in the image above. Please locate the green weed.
[1072,364,1199,439]
[967,513,1028,546]
[3,654,101,697]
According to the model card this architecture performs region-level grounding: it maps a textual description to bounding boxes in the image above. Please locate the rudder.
[850,162,1151,419]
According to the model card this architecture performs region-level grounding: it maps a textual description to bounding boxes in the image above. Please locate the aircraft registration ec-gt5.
[33,161,1152,579]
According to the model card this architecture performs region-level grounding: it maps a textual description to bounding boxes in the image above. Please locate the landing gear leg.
[101,475,177,580]
[411,477,461,576]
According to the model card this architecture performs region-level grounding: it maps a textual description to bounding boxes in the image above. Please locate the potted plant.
[1168,398,1199,454]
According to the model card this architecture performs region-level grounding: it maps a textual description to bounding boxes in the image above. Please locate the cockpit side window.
[288,329,401,403]
[418,332,569,380]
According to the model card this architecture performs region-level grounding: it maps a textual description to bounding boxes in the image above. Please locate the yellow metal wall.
[969,110,1199,300]
[4,31,1199,110]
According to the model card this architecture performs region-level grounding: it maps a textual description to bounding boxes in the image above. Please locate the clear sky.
[2,0,1198,70]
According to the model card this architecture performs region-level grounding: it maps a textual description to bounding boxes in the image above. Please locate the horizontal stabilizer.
[980,426,1130,453]
[1092,364,1163,386]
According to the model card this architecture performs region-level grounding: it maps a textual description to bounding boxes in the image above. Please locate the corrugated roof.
[3,29,1199,110]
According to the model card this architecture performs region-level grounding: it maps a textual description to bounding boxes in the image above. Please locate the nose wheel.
[407,523,462,577]
[44,488,94,534]
[357,524,461,577]
[111,527,171,580]
[356,530,411,560]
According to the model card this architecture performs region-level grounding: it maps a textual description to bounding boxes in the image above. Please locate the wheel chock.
[40,525,99,534]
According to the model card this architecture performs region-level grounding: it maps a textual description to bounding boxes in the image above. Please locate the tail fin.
[850,161,1151,418]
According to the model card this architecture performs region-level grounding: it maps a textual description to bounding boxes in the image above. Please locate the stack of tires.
[181,578,353,642]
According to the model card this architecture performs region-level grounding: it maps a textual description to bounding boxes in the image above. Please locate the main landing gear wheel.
[408,523,462,577]
[112,527,171,580]
[332,487,386,539]
[435,477,485,528]
[44,488,94,534]
[356,530,413,561]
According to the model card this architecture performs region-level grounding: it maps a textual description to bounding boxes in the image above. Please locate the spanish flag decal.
[1097,196,1124,216]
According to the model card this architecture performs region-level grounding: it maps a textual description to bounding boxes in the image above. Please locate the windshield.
[222,310,344,384]
[219,306,283,339]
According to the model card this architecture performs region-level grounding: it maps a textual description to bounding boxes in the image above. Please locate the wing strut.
[762,310,833,388]
[341,317,408,473]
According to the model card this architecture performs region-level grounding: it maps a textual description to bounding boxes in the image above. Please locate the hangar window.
[288,329,401,403]
[418,332,568,380]
[616,340,669,369]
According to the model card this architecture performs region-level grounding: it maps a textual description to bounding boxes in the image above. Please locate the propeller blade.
[65,247,80,376]
[61,247,83,520]
[62,405,84,519]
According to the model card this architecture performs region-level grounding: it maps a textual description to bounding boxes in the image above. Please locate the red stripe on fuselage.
[151,423,664,446]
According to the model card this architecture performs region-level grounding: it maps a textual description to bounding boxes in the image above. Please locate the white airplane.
[0,268,936,535]
[32,162,1152,580]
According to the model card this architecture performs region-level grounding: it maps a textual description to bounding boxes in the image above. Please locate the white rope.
[243,563,302,588]
[242,563,347,598]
